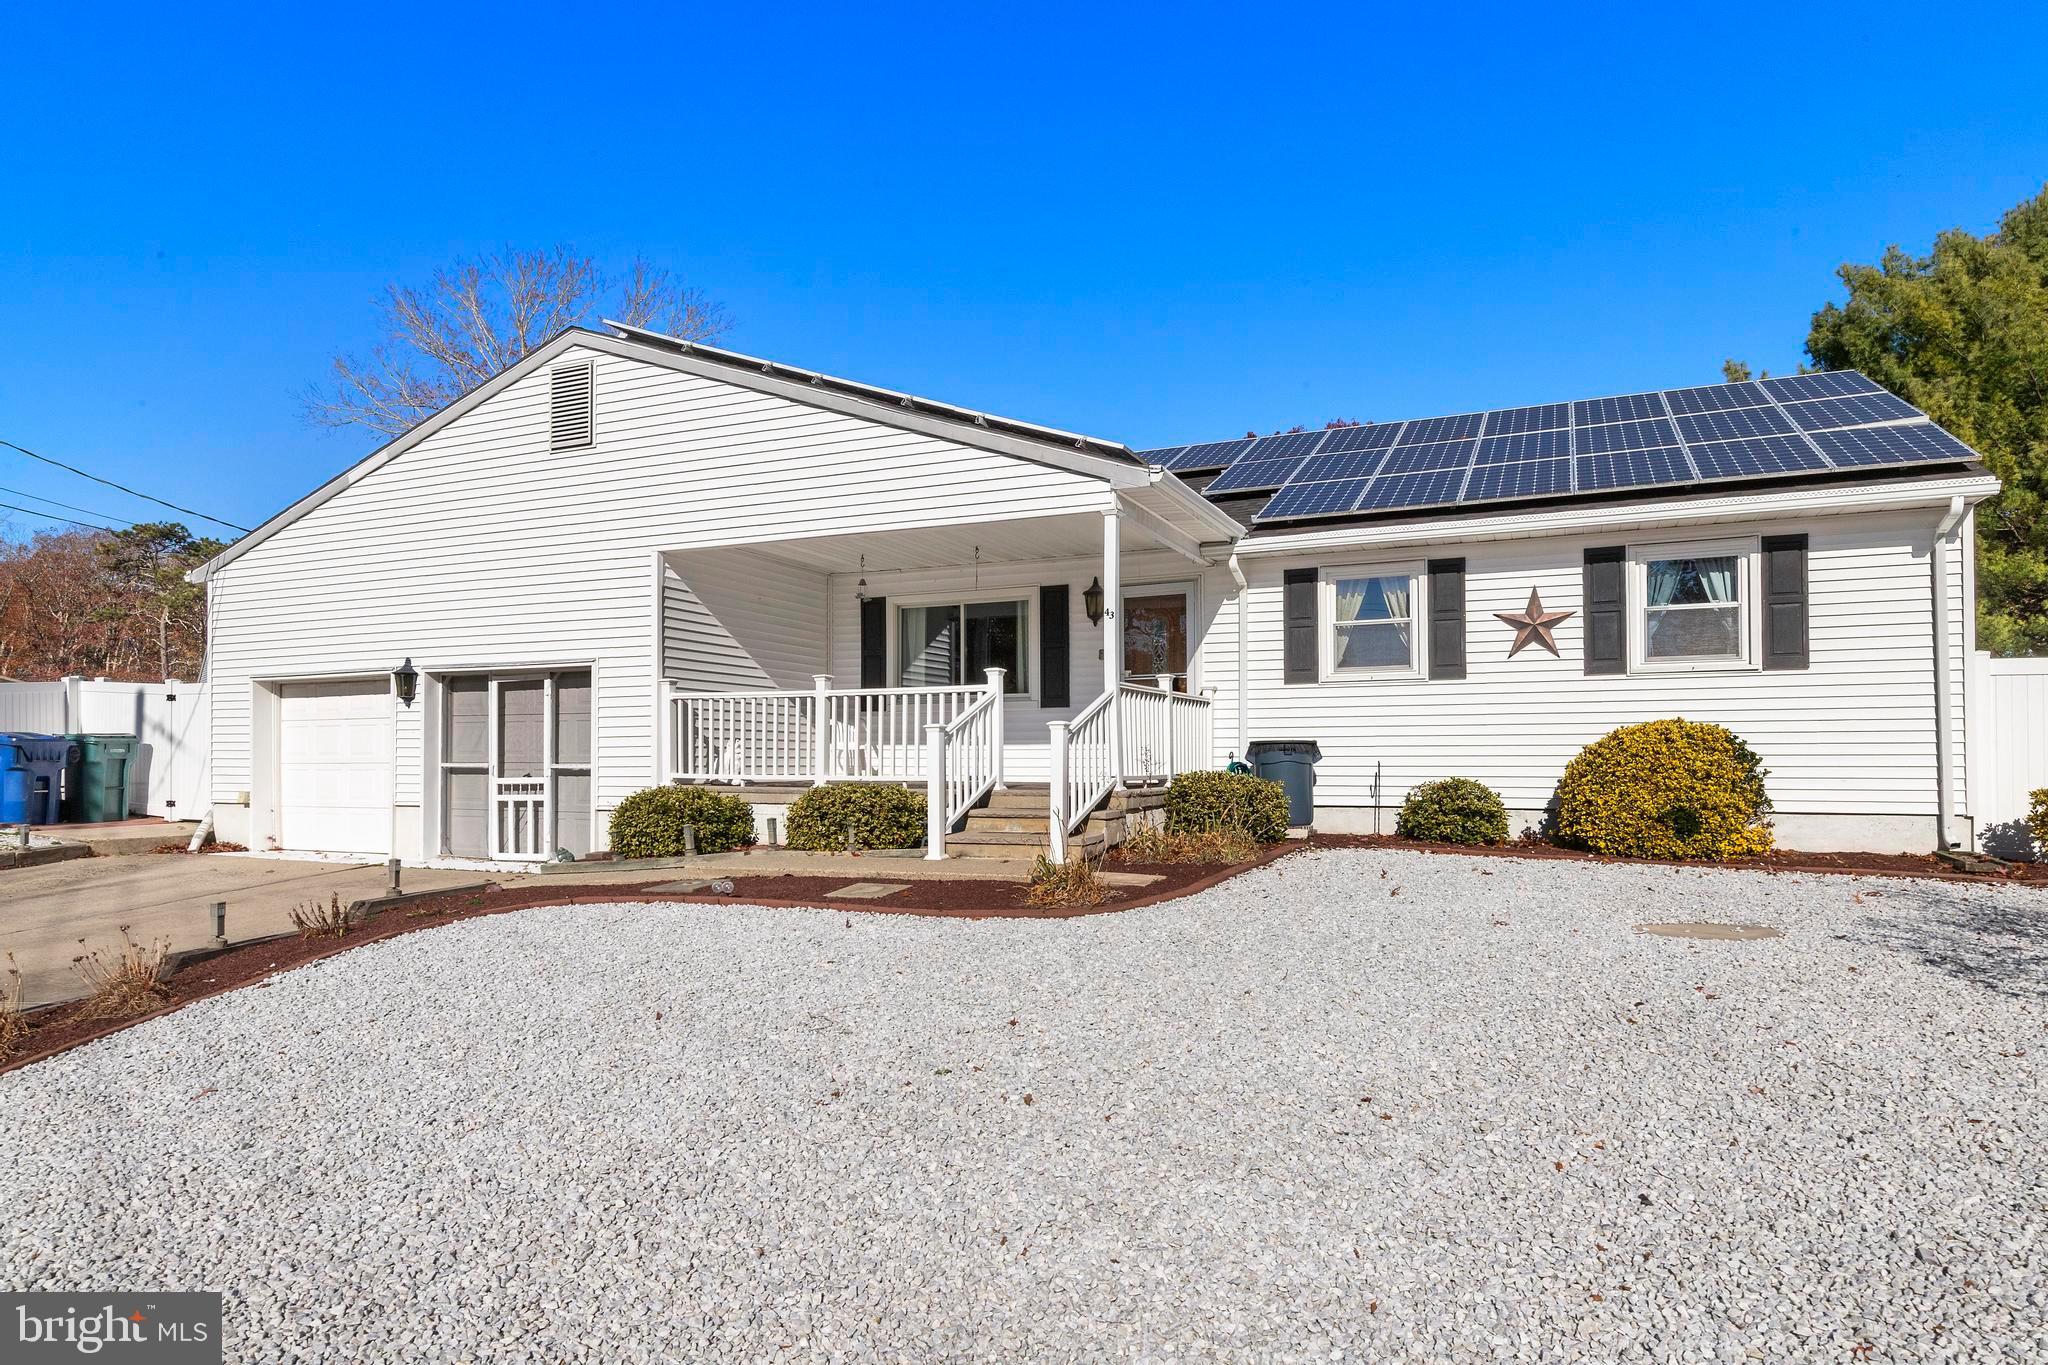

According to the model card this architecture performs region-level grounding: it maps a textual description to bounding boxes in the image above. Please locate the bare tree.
[304,247,730,436]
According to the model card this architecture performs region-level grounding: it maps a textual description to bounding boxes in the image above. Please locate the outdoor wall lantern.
[392,658,419,707]
[1083,575,1105,626]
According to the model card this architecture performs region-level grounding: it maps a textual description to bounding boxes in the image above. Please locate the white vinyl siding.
[207,344,1109,834]
[662,551,828,691]
[1204,507,1970,820]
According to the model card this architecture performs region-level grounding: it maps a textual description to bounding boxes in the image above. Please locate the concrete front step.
[963,813,1054,834]
[943,829,1103,862]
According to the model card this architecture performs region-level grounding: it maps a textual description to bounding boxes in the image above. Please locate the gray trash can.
[1249,740,1319,827]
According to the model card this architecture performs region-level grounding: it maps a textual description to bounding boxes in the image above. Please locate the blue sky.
[3,2,2044,538]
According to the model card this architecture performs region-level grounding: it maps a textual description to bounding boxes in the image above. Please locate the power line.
[0,484,134,529]
[0,438,251,533]
[0,500,119,533]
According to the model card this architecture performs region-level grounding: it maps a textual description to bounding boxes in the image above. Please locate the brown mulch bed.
[1311,832,2048,885]
[0,843,1296,1076]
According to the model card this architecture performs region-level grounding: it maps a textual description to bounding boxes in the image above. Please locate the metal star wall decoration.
[1494,588,1573,657]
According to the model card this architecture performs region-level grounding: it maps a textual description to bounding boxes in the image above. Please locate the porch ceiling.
[677,510,1175,575]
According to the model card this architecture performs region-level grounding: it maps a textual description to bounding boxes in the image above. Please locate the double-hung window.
[1630,538,1756,670]
[899,599,1028,693]
[1322,564,1425,679]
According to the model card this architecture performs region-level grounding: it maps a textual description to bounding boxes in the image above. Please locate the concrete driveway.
[1,855,489,1008]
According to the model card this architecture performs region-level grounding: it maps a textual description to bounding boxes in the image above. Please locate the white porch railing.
[670,676,989,785]
[924,669,1006,860]
[1048,680,1215,863]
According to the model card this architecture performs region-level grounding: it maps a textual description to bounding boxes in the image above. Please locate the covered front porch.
[658,496,1236,857]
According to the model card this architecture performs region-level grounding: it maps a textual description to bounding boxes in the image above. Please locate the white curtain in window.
[1335,578,1368,622]
[1378,577,1410,621]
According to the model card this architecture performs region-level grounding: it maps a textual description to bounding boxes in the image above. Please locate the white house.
[190,324,1997,862]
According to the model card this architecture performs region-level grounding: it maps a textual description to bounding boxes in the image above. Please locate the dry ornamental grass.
[290,893,358,940]
[0,953,27,1058]
[71,929,173,1021]
[1026,852,1110,908]
[1118,826,1261,864]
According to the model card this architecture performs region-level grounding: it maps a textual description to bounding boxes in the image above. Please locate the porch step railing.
[924,670,1005,860]
[1047,680,1216,863]
[670,676,991,785]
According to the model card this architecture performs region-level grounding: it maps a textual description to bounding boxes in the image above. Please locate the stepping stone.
[824,882,910,900]
[1636,922,1782,941]
[643,879,716,893]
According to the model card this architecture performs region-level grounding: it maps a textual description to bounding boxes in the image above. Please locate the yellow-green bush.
[2026,789,2048,854]
[1162,770,1292,842]
[785,783,927,851]
[1554,719,1773,860]
[610,786,757,857]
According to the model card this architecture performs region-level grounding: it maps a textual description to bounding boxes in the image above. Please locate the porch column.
[1102,507,1124,787]
[811,674,833,786]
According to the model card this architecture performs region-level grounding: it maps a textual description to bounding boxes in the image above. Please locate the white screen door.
[491,677,549,860]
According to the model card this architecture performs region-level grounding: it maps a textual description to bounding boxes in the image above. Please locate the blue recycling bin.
[0,740,27,825]
[0,732,78,825]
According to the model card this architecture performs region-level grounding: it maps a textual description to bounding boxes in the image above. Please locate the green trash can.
[64,734,136,822]
[1248,740,1319,828]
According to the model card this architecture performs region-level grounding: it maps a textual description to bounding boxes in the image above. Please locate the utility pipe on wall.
[1931,495,1967,852]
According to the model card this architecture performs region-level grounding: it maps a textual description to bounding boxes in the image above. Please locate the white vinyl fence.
[1969,654,2048,858]
[0,676,210,819]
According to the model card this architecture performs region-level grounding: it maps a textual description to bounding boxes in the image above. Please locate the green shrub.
[1554,718,1773,860]
[609,785,757,858]
[1396,778,1510,846]
[2027,789,2048,855]
[785,783,927,851]
[1162,770,1292,843]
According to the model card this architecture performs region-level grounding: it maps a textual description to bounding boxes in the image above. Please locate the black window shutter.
[859,596,887,688]
[1040,583,1071,707]
[1761,533,1810,670]
[1583,547,1626,675]
[1427,558,1465,679]
[1283,567,1318,684]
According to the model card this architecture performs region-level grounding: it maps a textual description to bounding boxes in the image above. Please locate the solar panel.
[1167,438,1254,471]
[1319,423,1404,453]
[1483,403,1570,436]
[1674,404,1796,444]
[1398,412,1485,444]
[1688,434,1831,480]
[1260,477,1369,520]
[1576,417,1679,454]
[1356,467,1468,511]
[1241,430,1330,461]
[1174,368,1981,526]
[1466,458,1571,501]
[1577,447,1694,491]
[1292,448,1387,485]
[1664,381,1769,415]
[1476,429,1568,462]
[1135,445,1185,467]
[1760,371,1884,403]
[1203,455,1313,494]
[1573,392,1665,426]
[1380,439,1477,475]
[1784,392,1922,431]
[1809,423,1976,467]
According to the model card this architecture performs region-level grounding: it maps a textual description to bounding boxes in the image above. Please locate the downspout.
[1931,495,1966,851]
[1228,552,1250,762]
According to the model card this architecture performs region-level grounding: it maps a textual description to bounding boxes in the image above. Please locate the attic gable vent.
[549,361,595,450]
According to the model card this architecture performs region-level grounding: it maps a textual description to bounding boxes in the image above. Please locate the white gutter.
[1931,495,1967,851]
[1228,553,1250,762]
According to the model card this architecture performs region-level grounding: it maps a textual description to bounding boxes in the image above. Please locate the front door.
[1123,591,1190,691]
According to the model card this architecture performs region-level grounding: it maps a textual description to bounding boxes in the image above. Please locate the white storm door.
[490,676,551,861]
[278,679,392,854]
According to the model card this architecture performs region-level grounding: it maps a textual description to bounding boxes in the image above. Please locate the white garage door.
[279,680,392,854]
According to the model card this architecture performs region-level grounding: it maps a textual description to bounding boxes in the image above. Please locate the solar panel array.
[1138,371,1977,524]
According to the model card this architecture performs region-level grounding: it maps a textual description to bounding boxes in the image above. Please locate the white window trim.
[888,590,1036,699]
[1319,561,1428,682]
[1627,535,1761,674]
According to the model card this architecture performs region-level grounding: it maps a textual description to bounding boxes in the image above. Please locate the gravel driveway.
[3,849,2042,1362]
